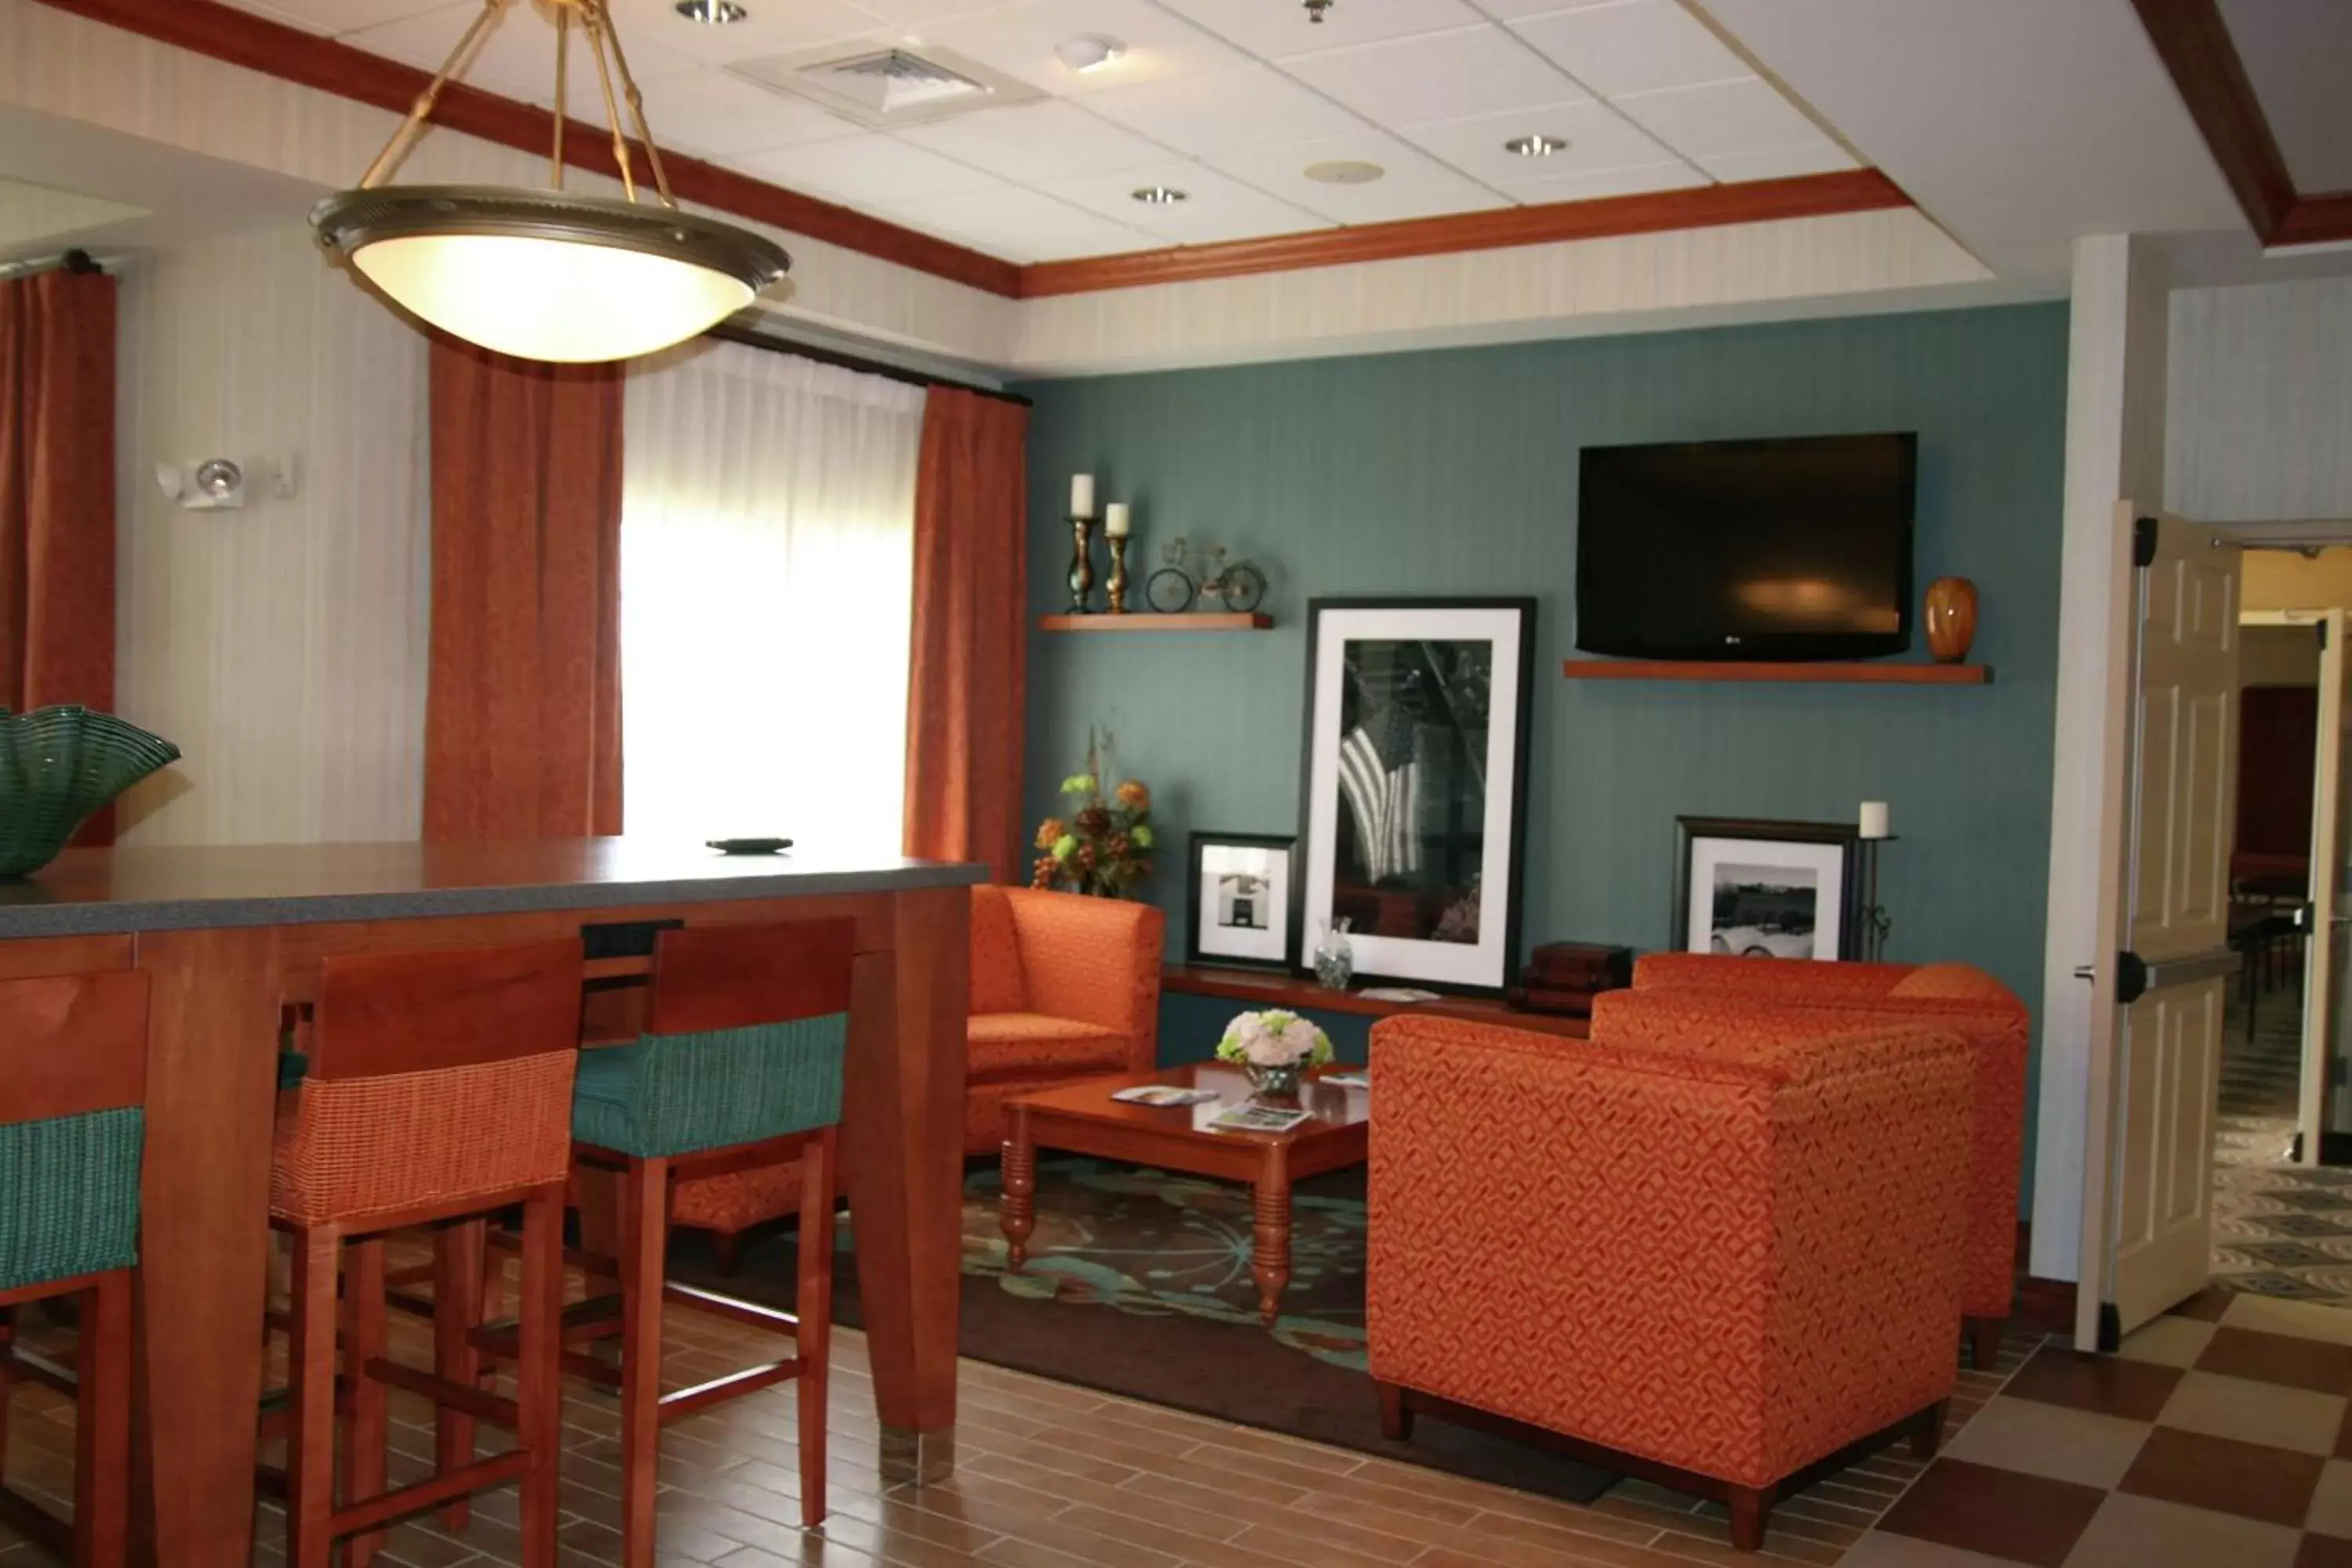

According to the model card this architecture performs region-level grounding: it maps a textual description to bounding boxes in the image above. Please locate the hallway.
[2213,967,2352,1305]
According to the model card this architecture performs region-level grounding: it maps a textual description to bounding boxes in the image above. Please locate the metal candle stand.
[1857,836,1896,963]
[1067,515,1095,613]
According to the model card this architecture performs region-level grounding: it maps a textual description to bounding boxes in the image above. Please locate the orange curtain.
[423,339,623,842]
[903,386,1029,884]
[0,267,118,840]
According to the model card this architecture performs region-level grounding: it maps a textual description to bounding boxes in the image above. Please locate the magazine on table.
[1112,1084,1220,1107]
[1208,1103,1313,1134]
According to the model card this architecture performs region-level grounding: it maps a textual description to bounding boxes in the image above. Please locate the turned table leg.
[1000,1106,1036,1270]
[1252,1147,1291,1327]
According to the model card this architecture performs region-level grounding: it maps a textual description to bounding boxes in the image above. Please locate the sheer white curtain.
[620,341,924,848]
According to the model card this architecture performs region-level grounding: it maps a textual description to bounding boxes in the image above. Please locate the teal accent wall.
[1018,303,2068,1208]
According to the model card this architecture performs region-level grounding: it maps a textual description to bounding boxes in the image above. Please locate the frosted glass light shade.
[312,186,790,364]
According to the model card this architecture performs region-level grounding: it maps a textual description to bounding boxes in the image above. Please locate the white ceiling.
[219,0,1860,263]
[2217,0,2352,195]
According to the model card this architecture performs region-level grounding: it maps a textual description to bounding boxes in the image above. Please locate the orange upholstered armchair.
[964,885,1163,1153]
[1618,954,2027,1366]
[1367,1011,1972,1552]
[669,886,1163,1262]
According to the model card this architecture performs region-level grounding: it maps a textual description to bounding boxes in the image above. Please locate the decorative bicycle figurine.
[1145,536,1268,615]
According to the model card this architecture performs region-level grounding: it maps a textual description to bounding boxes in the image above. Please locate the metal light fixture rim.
[310,183,792,292]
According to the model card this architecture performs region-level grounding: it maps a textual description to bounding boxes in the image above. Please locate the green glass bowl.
[0,706,180,877]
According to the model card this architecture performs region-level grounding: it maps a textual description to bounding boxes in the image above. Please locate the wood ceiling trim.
[33,0,1920,303]
[1018,169,1912,298]
[2125,0,2303,245]
[2273,192,2352,250]
[31,0,1025,296]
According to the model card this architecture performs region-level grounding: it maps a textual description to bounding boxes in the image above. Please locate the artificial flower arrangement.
[1030,729,1155,898]
[1215,1009,1336,1072]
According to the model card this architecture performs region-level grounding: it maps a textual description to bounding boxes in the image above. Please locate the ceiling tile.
[631,68,861,158]
[1695,140,1857,183]
[1081,64,1367,157]
[728,132,1000,200]
[348,2,699,103]
[913,0,1250,96]
[873,186,1159,260]
[1206,130,1509,223]
[1508,0,1748,97]
[1283,25,1588,124]
[1504,160,1705,203]
[1037,161,1334,244]
[1162,0,1485,60]
[1463,0,1628,19]
[841,0,1012,24]
[216,0,450,34]
[1611,75,1819,158]
[1399,100,1679,190]
[896,100,1167,181]
[601,0,888,65]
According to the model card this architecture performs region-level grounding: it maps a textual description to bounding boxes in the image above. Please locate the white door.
[2107,514,2242,1338]
[2299,611,2346,1160]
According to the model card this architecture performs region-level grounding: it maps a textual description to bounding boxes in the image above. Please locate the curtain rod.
[0,249,107,284]
[704,322,1031,408]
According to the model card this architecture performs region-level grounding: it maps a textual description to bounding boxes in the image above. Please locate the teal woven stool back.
[574,920,856,1160]
[0,971,150,1293]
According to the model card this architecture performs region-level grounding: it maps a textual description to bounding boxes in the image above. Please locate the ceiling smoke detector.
[1132,186,1189,204]
[1054,34,1127,74]
[1504,133,1570,157]
[1305,159,1384,184]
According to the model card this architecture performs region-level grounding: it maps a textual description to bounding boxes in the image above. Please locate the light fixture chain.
[597,2,677,209]
[578,3,640,205]
[551,3,568,191]
[358,0,518,190]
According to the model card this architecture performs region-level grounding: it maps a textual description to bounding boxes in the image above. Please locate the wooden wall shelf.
[1039,612,1273,633]
[1562,659,1993,687]
[1163,964,1590,1038]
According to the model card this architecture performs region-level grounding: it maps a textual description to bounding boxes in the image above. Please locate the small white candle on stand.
[1859,800,1890,840]
[1069,473,1096,518]
[1103,503,1131,539]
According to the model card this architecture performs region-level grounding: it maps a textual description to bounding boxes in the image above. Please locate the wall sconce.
[154,457,298,511]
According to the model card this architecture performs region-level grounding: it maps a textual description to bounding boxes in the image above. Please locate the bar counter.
[0,840,985,1566]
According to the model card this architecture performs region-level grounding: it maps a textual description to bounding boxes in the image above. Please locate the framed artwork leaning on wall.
[1186,831,1298,971]
[1671,816,1863,963]
[1297,598,1537,995]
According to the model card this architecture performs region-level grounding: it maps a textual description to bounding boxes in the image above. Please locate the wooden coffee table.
[999,1063,1370,1326]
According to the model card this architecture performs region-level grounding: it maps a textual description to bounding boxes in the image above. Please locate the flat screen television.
[1575,433,1917,661]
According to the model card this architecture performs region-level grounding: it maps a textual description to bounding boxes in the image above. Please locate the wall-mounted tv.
[1575,433,1917,662]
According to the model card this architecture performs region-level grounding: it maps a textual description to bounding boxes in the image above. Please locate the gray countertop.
[0,839,988,938]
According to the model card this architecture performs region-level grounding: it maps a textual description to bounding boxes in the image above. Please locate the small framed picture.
[1187,832,1298,971]
[1671,816,1862,963]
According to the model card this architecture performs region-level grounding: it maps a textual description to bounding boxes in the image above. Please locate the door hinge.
[2096,1302,2122,1354]
[2133,516,2159,568]
[2115,950,2150,1006]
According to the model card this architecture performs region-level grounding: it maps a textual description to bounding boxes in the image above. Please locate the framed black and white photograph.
[1671,817,1862,963]
[1298,598,1537,994]
[1186,832,1298,971]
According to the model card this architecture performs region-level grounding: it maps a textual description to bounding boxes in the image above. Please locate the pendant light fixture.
[312,0,790,364]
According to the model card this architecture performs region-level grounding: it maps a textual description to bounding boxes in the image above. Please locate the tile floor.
[2212,973,2352,1305]
[1845,1290,2352,1567]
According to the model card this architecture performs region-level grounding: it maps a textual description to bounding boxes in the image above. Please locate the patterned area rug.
[2211,973,2352,1305]
[671,1156,1621,1505]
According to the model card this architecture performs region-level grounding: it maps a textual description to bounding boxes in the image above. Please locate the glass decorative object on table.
[1313,917,1355,991]
[0,706,180,877]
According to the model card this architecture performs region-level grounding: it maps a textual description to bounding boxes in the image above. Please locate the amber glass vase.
[1924,577,1979,663]
[0,706,180,877]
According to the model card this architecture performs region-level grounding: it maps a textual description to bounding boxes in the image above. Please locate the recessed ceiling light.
[674,0,747,23]
[1132,186,1188,204]
[1054,34,1127,73]
[1504,133,1570,157]
[1305,159,1384,185]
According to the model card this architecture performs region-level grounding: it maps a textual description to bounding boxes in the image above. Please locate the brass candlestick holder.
[1106,535,1130,612]
[1067,515,1095,613]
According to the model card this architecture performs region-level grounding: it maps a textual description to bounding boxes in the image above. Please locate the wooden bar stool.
[268,939,582,1568]
[0,971,145,1568]
[469,920,855,1566]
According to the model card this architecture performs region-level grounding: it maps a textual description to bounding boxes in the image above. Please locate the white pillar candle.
[1069,473,1096,518]
[1103,502,1131,538]
[1859,800,1890,840]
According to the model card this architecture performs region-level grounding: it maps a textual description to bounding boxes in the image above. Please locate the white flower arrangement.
[1214,1009,1335,1069]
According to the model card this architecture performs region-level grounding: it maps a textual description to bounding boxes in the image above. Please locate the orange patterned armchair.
[668,886,1162,1263]
[1617,953,2027,1367]
[1367,1011,1972,1552]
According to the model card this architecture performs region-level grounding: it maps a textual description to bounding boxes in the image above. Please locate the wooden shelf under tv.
[1038,612,1273,633]
[1562,659,1993,686]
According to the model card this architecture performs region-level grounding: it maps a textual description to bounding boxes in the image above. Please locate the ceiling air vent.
[732,42,1043,129]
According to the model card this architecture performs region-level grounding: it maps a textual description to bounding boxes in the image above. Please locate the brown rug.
[667,1156,1618,1505]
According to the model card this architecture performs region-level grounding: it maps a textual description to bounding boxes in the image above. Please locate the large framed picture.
[1186,832,1298,971]
[1672,816,1862,963]
[1298,598,1537,994]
